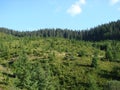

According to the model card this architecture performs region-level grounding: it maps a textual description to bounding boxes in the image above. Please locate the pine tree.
[106,50,113,61]
[88,74,98,90]
[91,56,98,68]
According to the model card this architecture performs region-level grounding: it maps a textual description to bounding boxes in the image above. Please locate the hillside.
[0,31,120,90]
[0,20,120,90]
[0,20,120,41]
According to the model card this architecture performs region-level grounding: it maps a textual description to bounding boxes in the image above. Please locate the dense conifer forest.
[0,20,120,90]
[0,20,120,41]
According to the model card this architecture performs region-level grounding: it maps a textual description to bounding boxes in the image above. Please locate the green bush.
[105,50,113,61]
[104,80,120,90]
[88,74,99,90]
[77,50,85,57]
[112,66,120,79]
[91,57,98,68]
[64,53,76,60]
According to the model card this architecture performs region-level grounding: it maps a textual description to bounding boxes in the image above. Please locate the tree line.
[0,20,120,41]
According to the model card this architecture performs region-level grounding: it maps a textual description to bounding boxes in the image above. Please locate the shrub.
[91,57,98,68]
[77,50,85,57]
[112,66,120,80]
[105,50,113,61]
[64,53,76,60]
[104,80,120,90]
[88,74,99,90]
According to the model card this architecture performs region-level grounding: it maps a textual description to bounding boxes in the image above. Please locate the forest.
[0,20,120,90]
[0,20,120,41]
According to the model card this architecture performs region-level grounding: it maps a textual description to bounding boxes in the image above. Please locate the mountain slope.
[0,35,120,90]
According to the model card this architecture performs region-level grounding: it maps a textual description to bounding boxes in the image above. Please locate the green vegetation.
[0,20,120,90]
[0,20,120,41]
[104,80,120,90]
[91,56,98,68]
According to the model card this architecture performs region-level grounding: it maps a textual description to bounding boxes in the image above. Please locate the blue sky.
[0,0,120,31]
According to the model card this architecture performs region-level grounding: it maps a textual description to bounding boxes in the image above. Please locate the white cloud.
[67,4,82,16]
[67,0,86,16]
[110,0,120,5]
[79,0,86,5]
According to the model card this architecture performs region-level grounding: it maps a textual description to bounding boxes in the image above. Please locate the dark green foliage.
[104,80,120,90]
[64,53,76,60]
[48,52,55,61]
[77,50,86,57]
[88,74,99,90]
[105,50,113,61]
[33,49,41,56]
[13,54,56,90]
[91,56,98,68]
[0,44,9,59]
[0,20,120,41]
[112,52,120,62]
[112,66,120,80]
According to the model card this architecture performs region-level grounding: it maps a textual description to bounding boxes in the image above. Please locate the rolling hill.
[0,20,120,90]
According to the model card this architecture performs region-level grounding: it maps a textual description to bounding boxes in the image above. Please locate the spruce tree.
[91,56,98,68]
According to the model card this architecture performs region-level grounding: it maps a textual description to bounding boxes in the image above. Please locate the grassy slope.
[0,33,120,90]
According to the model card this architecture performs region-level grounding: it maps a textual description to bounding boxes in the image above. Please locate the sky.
[0,0,120,31]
